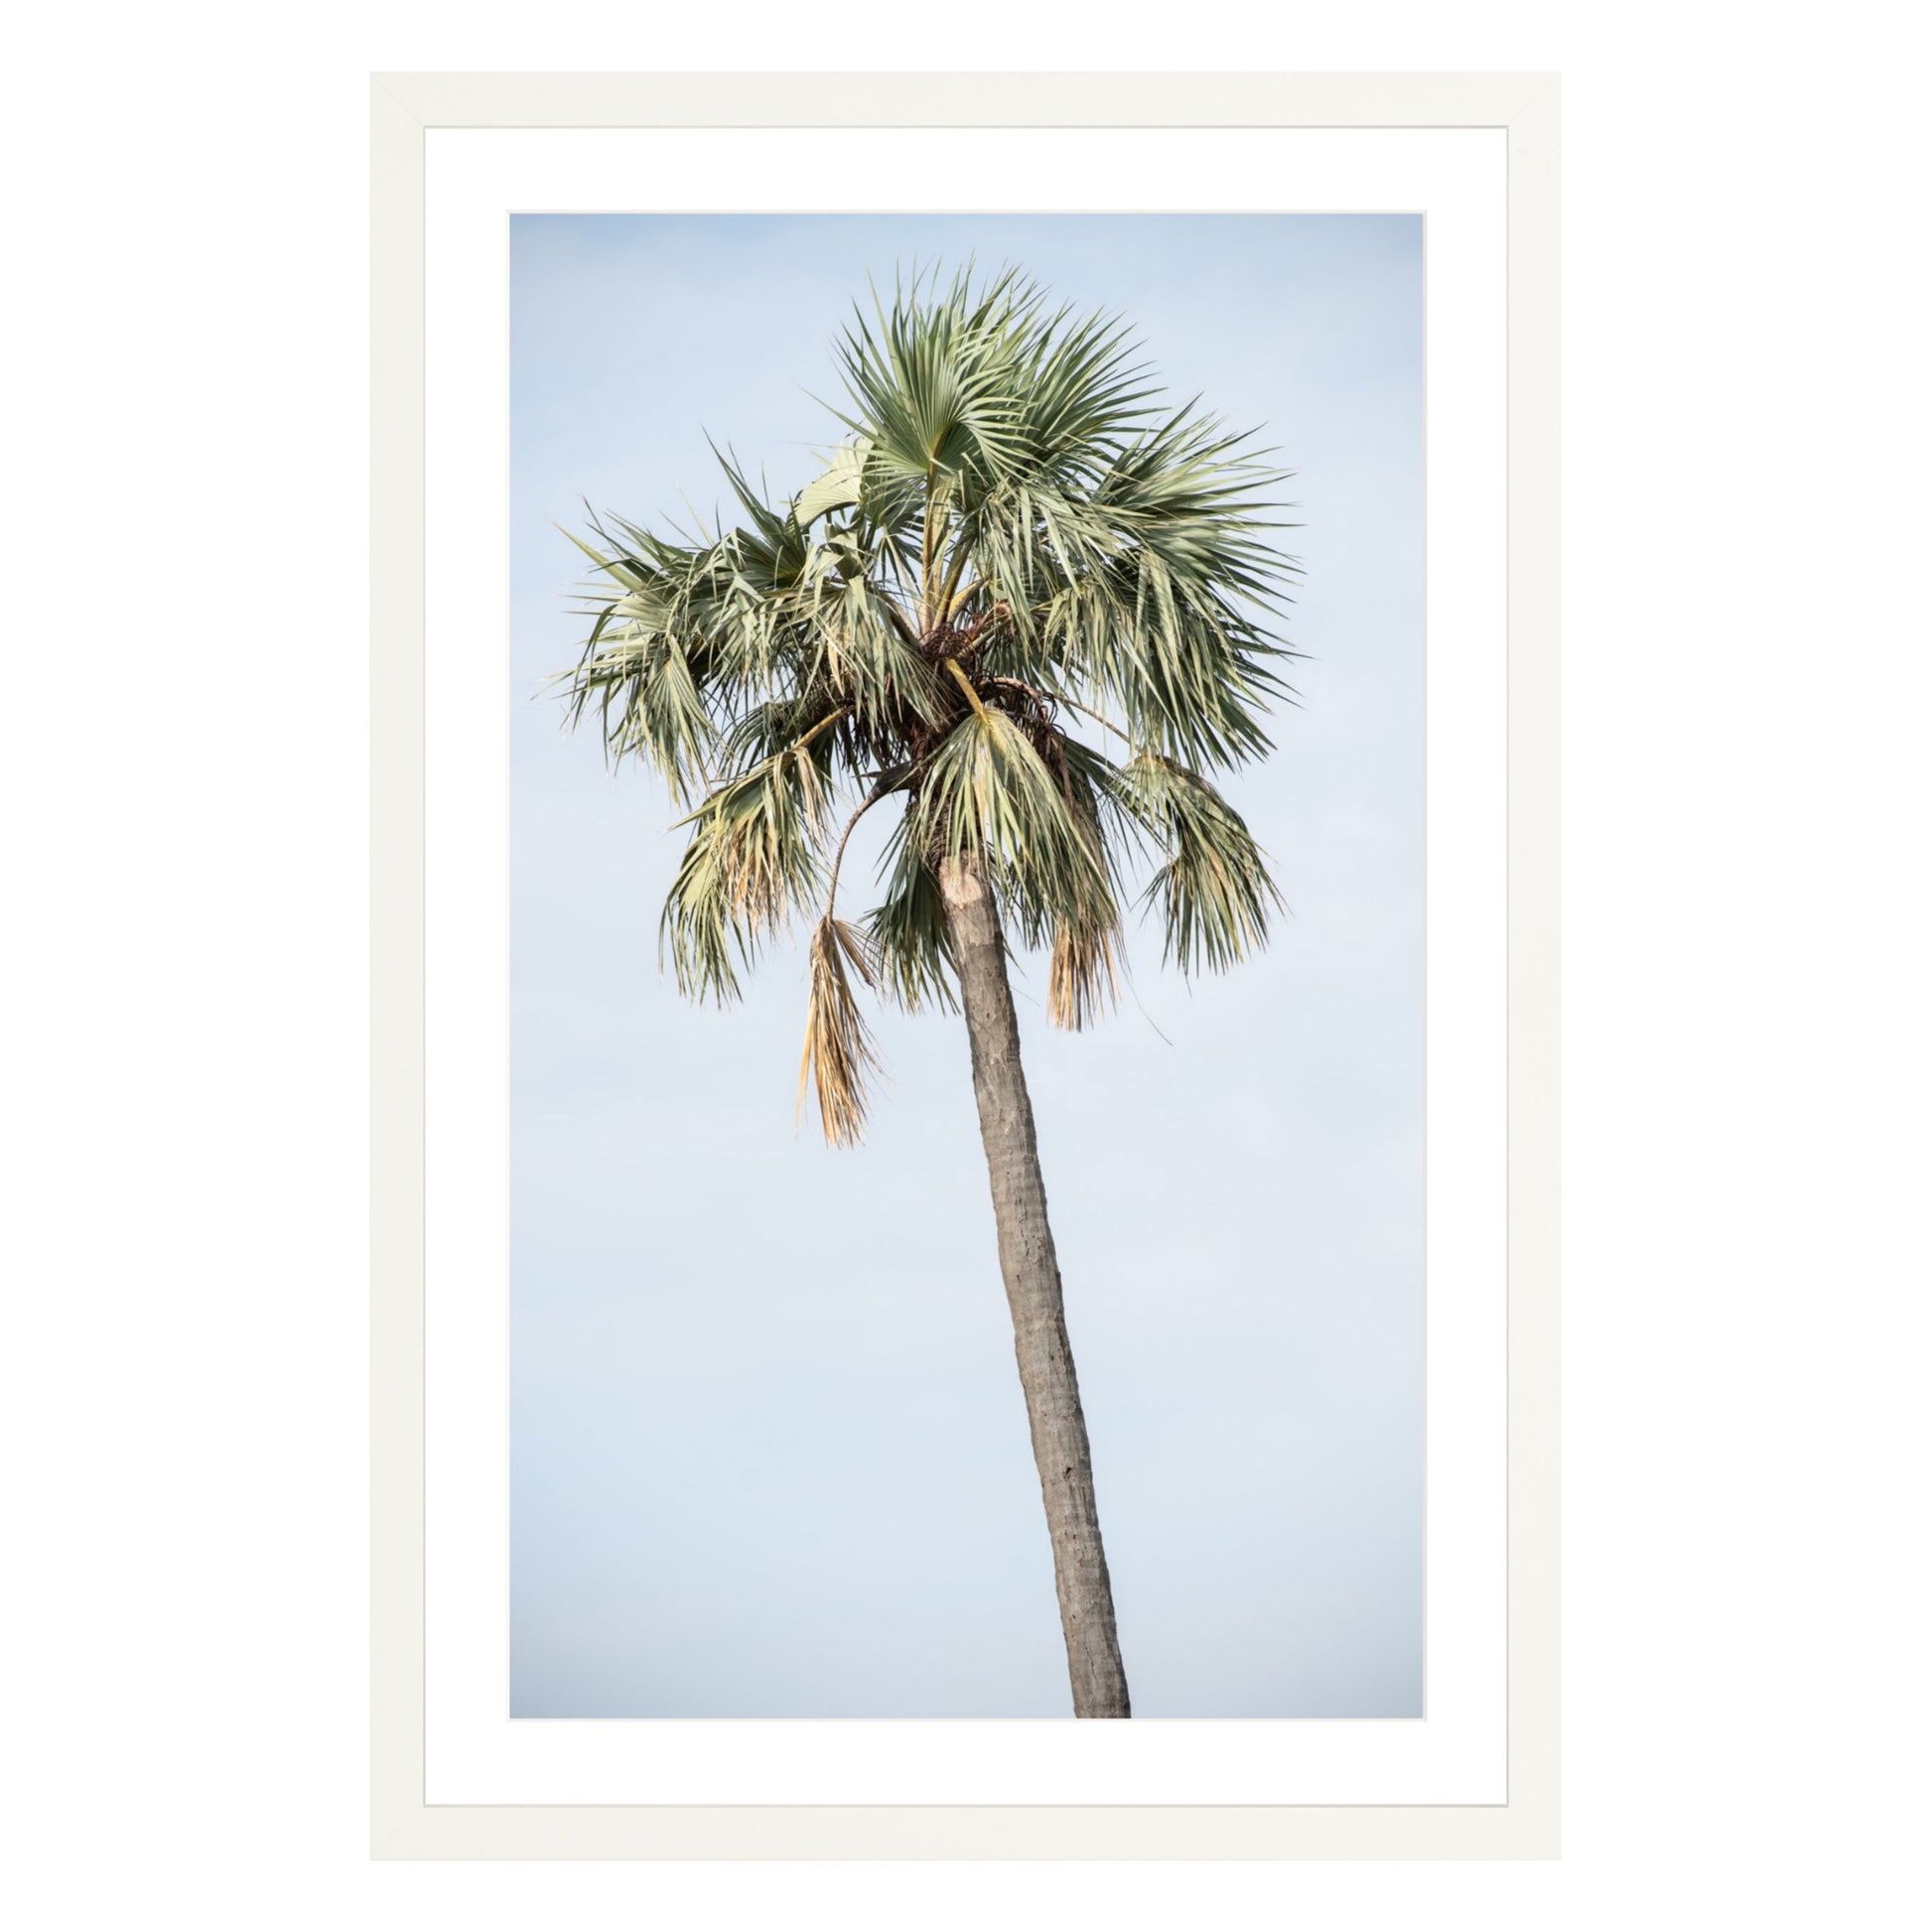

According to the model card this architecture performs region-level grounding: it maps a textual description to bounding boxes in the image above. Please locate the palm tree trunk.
[938,852,1131,1719]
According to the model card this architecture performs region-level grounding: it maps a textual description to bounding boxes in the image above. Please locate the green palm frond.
[1123,754,1285,975]
[559,261,1299,1141]
[660,732,837,1003]
[909,693,1117,952]
[1043,754,1124,1032]
[866,821,958,1014]
[791,437,871,530]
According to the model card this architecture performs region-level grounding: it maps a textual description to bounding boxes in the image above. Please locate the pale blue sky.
[508,212,1423,1718]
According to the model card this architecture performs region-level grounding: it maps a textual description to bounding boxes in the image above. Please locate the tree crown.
[560,265,1300,1144]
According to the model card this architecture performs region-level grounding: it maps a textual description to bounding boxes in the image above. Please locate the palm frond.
[1043,751,1124,1030]
[791,436,871,529]
[660,736,836,1002]
[558,530,721,805]
[796,915,882,1147]
[908,703,1116,953]
[1123,754,1284,974]
[1046,917,1120,1031]
[866,819,958,1013]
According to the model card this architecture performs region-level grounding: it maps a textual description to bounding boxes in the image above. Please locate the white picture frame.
[371,69,1560,1861]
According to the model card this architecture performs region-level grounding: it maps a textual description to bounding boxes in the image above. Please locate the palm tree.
[560,266,1297,1720]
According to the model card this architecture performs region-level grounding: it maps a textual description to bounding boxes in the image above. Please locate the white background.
[424,126,1505,1804]
[2,2,1926,1927]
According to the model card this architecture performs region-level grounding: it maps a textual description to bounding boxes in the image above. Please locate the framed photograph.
[371,70,1559,1860]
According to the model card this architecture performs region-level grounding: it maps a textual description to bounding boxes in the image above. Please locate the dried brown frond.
[1046,919,1121,1032]
[795,916,883,1147]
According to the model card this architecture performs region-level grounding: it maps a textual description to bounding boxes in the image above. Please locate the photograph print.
[508,211,1423,1721]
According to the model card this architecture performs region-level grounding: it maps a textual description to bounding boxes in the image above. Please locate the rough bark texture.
[939,853,1131,1719]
